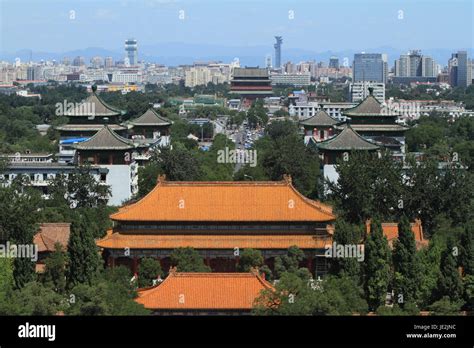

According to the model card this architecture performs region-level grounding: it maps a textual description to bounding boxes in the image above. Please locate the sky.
[0,0,473,53]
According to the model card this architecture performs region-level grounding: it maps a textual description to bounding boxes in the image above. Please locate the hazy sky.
[0,0,473,52]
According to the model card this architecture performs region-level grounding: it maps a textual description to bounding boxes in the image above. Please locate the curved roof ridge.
[90,92,126,114]
[285,179,335,218]
[299,110,339,127]
[130,108,172,126]
[110,175,336,222]
[74,125,135,150]
[317,124,380,151]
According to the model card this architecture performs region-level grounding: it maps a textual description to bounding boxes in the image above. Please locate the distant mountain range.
[1,43,473,67]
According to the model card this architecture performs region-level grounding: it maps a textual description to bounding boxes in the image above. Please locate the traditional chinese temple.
[340,89,409,157]
[34,223,71,273]
[366,219,428,250]
[230,67,273,99]
[316,124,380,164]
[299,110,341,144]
[74,125,140,165]
[56,92,126,163]
[135,268,273,315]
[96,175,336,277]
[127,108,172,147]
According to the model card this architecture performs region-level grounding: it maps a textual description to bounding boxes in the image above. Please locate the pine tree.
[138,258,162,288]
[329,219,363,281]
[436,238,463,301]
[170,247,210,272]
[392,216,420,306]
[67,216,101,287]
[363,219,391,311]
[42,243,68,293]
[460,224,474,276]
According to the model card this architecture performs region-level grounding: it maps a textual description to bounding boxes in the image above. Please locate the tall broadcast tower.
[274,36,283,69]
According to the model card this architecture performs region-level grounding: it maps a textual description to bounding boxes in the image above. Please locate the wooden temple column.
[132,257,138,274]
[307,256,313,275]
[108,256,115,268]
[205,256,211,268]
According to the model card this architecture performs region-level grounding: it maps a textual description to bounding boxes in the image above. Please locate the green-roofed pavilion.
[300,110,340,143]
[317,125,379,164]
[128,108,172,140]
[74,125,138,165]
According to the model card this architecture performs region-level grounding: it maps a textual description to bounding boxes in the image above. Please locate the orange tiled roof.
[366,219,427,248]
[96,230,332,250]
[111,175,335,222]
[135,270,273,310]
[34,223,71,252]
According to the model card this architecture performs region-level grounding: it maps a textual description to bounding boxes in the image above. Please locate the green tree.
[392,216,420,306]
[137,162,160,198]
[274,246,311,280]
[4,282,64,315]
[67,216,101,287]
[328,152,403,224]
[66,266,149,315]
[138,258,163,288]
[0,258,14,312]
[460,224,474,275]
[329,219,363,280]
[0,179,41,288]
[363,219,391,311]
[153,145,202,181]
[253,274,367,315]
[170,247,211,272]
[428,296,463,316]
[435,238,463,302]
[238,249,264,272]
[41,243,67,293]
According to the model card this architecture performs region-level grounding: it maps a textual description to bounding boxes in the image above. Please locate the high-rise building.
[125,38,138,66]
[349,81,385,103]
[104,57,114,69]
[265,55,272,69]
[90,56,103,69]
[456,51,468,87]
[72,56,85,66]
[284,61,296,74]
[329,56,339,69]
[353,53,387,83]
[394,50,436,78]
[467,59,473,86]
[274,36,283,69]
[421,56,436,77]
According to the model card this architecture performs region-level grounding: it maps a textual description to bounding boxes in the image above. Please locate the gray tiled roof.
[317,125,380,151]
[74,125,135,150]
[343,95,398,116]
[299,110,339,127]
[64,93,125,117]
[130,109,172,126]
[342,124,409,132]
[55,124,126,132]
